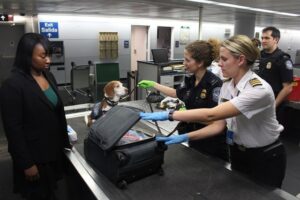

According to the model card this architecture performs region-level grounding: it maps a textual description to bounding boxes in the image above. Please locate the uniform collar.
[190,71,210,88]
[229,70,253,96]
[261,47,280,57]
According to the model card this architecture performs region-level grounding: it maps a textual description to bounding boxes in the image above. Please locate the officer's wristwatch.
[168,110,175,121]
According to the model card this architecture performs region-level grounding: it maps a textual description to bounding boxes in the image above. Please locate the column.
[234,12,256,38]
[198,6,203,40]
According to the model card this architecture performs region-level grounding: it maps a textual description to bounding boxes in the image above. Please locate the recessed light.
[187,0,300,17]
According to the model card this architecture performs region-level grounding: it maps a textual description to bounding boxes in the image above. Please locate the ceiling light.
[187,0,300,17]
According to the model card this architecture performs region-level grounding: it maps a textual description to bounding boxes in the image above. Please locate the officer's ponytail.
[207,38,221,63]
[185,38,221,68]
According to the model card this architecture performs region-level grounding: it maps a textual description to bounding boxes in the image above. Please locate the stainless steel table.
[64,101,298,200]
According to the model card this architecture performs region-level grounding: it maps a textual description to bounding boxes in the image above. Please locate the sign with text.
[124,40,129,48]
[39,22,59,38]
[179,26,190,45]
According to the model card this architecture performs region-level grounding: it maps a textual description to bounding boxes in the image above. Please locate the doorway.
[0,24,25,86]
[131,25,149,71]
[157,26,172,59]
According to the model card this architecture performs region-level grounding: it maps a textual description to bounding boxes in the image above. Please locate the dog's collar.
[103,97,119,107]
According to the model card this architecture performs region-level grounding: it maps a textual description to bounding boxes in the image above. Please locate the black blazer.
[0,69,71,170]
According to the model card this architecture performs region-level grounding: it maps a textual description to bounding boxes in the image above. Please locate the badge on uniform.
[266,62,272,69]
[285,60,293,70]
[200,89,207,99]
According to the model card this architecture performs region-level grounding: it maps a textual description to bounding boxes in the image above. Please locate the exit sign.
[0,14,13,22]
[39,22,59,38]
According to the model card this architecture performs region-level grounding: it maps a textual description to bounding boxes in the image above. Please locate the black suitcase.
[84,105,167,189]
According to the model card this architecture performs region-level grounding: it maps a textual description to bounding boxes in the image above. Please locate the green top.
[43,86,58,107]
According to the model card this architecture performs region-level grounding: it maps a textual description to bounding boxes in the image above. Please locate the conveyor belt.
[65,102,298,200]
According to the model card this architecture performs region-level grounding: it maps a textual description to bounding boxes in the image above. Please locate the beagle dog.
[86,80,128,127]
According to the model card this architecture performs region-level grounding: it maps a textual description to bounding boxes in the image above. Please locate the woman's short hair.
[221,35,260,66]
[14,33,51,74]
[185,38,221,68]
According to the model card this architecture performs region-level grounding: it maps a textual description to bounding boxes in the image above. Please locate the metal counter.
[64,101,298,200]
[286,101,300,110]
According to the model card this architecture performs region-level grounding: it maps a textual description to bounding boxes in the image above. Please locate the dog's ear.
[104,81,117,98]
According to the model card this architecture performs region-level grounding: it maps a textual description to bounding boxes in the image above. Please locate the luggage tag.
[226,130,234,145]
[226,118,235,145]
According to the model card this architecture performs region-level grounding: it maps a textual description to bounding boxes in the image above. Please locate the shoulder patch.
[249,78,262,87]
[282,54,291,60]
[212,87,221,103]
[285,60,293,70]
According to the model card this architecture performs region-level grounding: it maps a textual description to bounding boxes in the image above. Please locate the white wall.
[202,23,234,40]
[35,14,300,82]
[255,27,300,63]
[38,14,201,81]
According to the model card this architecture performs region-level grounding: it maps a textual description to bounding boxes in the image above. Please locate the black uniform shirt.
[176,71,222,110]
[258,48,293,97]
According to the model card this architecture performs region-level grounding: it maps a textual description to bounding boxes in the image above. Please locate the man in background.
[258,26,294,132]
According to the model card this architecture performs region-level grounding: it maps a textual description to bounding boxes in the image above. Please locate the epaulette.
[223,78,231,83]
[281,52,291,60]
[249,78,262,87]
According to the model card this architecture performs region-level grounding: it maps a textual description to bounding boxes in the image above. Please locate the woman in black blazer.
[0,33,71,200]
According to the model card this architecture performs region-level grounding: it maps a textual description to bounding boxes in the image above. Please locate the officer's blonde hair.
[222,35,260,66]
[185,38,221,68]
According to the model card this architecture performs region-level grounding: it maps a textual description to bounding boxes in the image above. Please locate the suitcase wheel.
[117,180,127,189]
[158,168,164,176]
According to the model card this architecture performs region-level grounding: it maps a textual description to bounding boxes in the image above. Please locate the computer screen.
[151,48,169,64]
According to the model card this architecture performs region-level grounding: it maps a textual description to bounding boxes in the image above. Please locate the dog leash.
[124,86,179,136]
[121,85,176,136]
[165,123,181,137]
[145,89,163,135]
[120,86,137,101]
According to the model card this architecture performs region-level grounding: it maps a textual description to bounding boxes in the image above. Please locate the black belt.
[233,139,282,152]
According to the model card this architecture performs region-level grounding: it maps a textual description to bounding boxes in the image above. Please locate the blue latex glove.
[140,112,169,121]
[156,134,189,145]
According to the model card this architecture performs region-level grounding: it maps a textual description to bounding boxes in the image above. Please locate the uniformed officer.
[138,39,228,161]
[140,35,286,188]
[258,26,293,127]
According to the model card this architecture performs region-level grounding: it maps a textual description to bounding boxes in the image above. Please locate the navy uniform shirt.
[258,48,293,97]
[176,71,227,160]
[177,71,222,111]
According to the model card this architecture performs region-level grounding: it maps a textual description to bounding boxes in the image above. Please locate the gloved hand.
[137,80,156,89]
[140,111,169,121]
[156,134,189,145]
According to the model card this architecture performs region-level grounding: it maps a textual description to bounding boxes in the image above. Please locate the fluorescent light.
[187,0,300,17]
